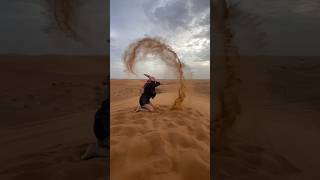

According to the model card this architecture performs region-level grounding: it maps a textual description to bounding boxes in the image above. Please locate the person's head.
[145,79,152,84]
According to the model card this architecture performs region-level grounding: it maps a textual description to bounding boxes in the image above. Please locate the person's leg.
[94,99,109,143]
[142,103,155,111]
[81,143,108,160]
[136,105,150,112]
[149,101,157,110]
[82,99,109,160]
[98,138,109,147]
[138,94,153,112]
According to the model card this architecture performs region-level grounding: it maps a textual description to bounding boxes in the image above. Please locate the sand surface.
[110,79,210,180]
[0,55,108,180]
[213,56,320,180]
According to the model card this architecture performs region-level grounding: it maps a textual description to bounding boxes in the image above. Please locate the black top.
[94,99,109,142]
[143,80,160,98]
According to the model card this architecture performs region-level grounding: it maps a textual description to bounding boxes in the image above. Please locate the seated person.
[81,99,109,160]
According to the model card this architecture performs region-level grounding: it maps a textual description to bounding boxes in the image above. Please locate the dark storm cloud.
[189,0,210,14]
[151,1,191,30]
[144,0,209,31]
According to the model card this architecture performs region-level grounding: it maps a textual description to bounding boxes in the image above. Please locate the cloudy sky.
[229,0,320,56]
[110,0,210,79]
[0,0,108,55]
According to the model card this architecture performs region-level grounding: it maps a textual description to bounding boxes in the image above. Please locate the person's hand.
[144,74,156,81]
[154,104,160,109]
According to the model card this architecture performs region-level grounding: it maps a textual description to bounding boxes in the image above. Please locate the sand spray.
[44,0,78,38]
[123,37,186,109]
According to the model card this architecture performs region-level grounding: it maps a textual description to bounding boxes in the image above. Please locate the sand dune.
[0,56,108,180]
[110,80,210,180]
[213,57,320,179]
[0,111,107,180]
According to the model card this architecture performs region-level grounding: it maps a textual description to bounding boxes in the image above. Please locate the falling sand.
[44,0,78,38]
[123,37,187,109]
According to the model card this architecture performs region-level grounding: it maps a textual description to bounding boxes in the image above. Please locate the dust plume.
[44,0,79,39]
[123,37,187,109]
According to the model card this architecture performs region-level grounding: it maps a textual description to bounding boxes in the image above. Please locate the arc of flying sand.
[43,0,80,40]
[212,0,242,147]
[122,37,187,109]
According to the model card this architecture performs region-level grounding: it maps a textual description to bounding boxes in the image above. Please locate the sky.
[1,0,317,76]
[228,0,320,56]
[0,0,108,55]
[110,0,210,79]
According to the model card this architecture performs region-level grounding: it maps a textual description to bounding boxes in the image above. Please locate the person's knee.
[142,104,154,112]
[148,105,155,111]
[99,138,109,147]
[94,99,109,141]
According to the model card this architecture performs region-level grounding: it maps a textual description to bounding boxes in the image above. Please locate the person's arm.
[144,74,159,87]
[144,74,156,81]
[144,73,151,78]
[154,81,160,87]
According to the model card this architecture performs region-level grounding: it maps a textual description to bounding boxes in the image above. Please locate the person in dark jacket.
[81,99,109,160]
[136,74,160,112]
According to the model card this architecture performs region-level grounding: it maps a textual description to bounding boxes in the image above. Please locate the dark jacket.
[139,80,161,106]
[94,99,109,142]
[143,80,160,98]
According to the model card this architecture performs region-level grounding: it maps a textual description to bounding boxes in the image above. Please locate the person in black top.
[137,74,161,112]
[81,99,109,160]
[94,99,109,147]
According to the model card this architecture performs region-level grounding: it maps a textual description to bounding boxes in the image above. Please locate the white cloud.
[110,0,210,79]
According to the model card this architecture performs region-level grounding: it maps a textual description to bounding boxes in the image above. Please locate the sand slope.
[213,57,320,179]
[0,111,107,180]
[110,82,210,180]
[0,56,108,179]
